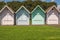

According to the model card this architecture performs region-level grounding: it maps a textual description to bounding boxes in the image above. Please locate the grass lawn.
[0,25,60,40]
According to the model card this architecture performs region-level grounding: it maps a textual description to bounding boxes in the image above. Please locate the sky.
[0,0,60,5]
[46,0,60,5]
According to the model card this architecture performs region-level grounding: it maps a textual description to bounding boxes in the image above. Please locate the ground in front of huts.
[0,25,60,40]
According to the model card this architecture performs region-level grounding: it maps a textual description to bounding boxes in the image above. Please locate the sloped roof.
[0,5,14,13]
[31,5,46,13]
[15,5,30,14]
[46,5,60,13]
[31,5,45,19]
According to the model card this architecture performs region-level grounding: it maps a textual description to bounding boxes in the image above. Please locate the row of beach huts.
[0,5,60,25]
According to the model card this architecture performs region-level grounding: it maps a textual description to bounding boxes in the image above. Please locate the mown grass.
[0,25,60,40]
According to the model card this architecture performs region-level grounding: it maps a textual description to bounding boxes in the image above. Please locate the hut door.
[2,13,14,25]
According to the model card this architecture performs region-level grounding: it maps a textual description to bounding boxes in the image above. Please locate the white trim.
[0,5,14,13]
[15,5,30,14]
[31,5,45,13]
[46,5,60,13]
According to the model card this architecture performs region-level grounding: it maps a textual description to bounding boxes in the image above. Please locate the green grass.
[0,25,60,40]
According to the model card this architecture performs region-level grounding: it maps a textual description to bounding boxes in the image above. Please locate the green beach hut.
[31,5,45,25]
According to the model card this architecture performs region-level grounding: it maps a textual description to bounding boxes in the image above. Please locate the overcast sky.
[0,0,60,5]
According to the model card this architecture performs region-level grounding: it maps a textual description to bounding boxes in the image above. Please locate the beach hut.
[31,5,45,25]
[46,5,60,24]
[16,6,30,25]
[0,5,14,25]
